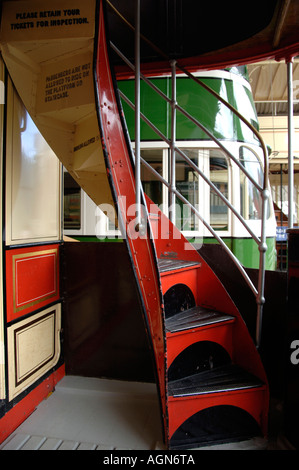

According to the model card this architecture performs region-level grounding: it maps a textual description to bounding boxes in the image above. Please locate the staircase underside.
[107,0,299,76]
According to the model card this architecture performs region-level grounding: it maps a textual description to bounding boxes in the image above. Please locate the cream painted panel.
[1,0,115,221]
[0,0,115,214]
[259,115,299,160]
[0,0,95,42]
[36,51,94,117]
[7,304,61,401]
[73,113,104,172]
[6,81,61,245]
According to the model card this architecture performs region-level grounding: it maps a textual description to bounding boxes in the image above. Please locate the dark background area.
[61,242,155,382]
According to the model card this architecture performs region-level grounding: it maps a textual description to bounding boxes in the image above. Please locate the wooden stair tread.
[165,306,235,333]
[168,364,264,398]
[158,258,200,273]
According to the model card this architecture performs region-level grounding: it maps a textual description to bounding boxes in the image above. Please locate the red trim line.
[0,364,65,444]
[115,42,299,80]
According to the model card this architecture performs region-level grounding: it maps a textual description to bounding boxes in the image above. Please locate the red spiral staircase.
[0,0,283,450]
[95,2,268,449]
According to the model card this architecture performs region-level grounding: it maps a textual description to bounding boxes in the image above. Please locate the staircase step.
[165,306,235,333]
[158,258,200,274]
[168,364,264,398]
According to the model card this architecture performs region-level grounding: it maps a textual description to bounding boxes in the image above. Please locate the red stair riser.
[166,320,235,368]
[167,386,268,440]
[160,266,200,303]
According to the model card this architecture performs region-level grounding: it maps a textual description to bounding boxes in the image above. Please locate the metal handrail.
[106,0,268,184]
[134,0,141,231]
[118,88,261,245]
[140,157,258,298]
[107,2,268,347]
[111,42,264,191]
[179,65,269,187]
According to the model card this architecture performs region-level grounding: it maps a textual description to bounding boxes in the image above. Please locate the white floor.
[0,375,286,451]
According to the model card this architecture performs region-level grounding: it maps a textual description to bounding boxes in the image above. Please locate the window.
[63,172,81,230]
[141,148,163,207]
[63,171,121,238]
[175,148,200,232]
[239,146,264,220]
[209,151,229,230]
[140,145,230,236]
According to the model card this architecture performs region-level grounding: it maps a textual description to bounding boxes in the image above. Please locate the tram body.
[65,68,277,270]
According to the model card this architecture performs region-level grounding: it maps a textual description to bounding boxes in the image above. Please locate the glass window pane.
[141,148,163,206]
[239,146,264,220]
[210,150,229,230]
[175,148,199,231]
[63,172,81,230]
[139,146,230,235]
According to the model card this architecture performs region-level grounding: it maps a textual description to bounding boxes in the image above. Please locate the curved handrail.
[106,0,268,186]
[111,42,264,192]
[118,87,261,245]
[179,65,269,188]
[106,0,269,348]
[140,156,258,298]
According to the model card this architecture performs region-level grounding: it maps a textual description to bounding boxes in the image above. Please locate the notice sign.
[276,226,287,242]
[0,0,95,41]
[36,52,94,113]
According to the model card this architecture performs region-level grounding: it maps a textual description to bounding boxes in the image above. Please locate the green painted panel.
[118,75,259,144]
[72,235,276,270]
[119,78,169,141]
[231,237,276,270]
[188,236,276,271]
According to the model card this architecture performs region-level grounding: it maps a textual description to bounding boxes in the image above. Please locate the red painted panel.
[166,320,235,368]
[6,245,60,322]
[167,386,268,439]
[160,265,200,304]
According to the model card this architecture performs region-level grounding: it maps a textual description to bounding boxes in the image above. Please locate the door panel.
[7,304,61,401]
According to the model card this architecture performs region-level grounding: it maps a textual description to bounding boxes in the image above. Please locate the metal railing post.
[256,187,269,348]
[135,0,142,232]
[169,59,177,224]
[287,59,294,229]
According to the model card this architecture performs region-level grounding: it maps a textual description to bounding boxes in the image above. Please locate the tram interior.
[0,0,299,451]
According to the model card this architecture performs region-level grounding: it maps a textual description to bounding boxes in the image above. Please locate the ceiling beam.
[267,63,282,101]
[273,0,292,48]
